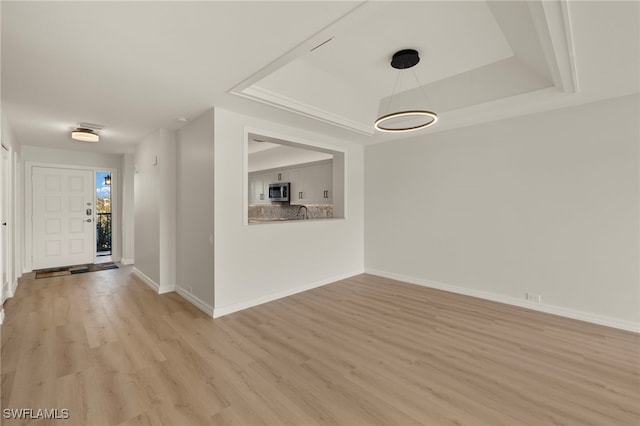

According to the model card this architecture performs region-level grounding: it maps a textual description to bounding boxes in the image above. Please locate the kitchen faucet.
[296,205,308,220]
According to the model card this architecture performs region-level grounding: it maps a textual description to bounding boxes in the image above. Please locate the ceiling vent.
[78,122,105,131]
[310,37,334,52]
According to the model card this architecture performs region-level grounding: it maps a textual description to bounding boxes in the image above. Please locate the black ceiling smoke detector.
[391,49,420,70]
[374,48,438,133]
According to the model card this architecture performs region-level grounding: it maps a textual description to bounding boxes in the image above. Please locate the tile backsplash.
[248,204,333,220]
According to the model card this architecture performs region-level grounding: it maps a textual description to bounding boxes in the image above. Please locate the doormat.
[35,262,119,279]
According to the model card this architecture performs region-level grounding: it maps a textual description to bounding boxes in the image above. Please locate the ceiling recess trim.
[240,86,374,135]
[528,0,578,93]
[228,1,379,136]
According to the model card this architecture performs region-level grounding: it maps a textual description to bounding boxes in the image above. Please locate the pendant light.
[71,128,100,142]
[374,49,438,133]
[104,175,112,186]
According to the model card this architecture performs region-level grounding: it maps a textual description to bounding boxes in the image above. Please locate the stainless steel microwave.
[268,182,290,202]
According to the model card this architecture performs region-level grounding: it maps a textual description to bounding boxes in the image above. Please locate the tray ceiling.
[231,1,568,135]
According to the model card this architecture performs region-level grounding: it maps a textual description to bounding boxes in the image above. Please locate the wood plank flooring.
[1,267,638,425]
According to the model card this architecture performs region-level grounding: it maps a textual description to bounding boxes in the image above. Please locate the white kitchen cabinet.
[264,171,282,187]
[248,174,258,204]
[290,161,332,205]
[289,168,307,204]
[316,162,332,203]
[248,172,268,204]
[274,170,290,182]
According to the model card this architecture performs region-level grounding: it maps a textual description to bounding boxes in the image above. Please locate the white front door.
[32,167,95,269]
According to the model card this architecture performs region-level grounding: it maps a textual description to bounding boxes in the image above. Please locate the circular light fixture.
[374,110,438,132]
[71,128,99,142]
[374,49,438,133]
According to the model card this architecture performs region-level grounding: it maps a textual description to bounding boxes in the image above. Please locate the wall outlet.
[526,292,542,303]
[189,285,193,294]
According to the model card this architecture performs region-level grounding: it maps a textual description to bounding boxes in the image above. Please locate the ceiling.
[248,143,333,173]
[248,133,333,172]
[2,1,638,154]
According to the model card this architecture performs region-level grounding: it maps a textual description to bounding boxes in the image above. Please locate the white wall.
[365,94,639,331]
[11,149,21,296]
[0,0,5,322]
[1,116,22,300]
[21,145,122,169]
[133,129,176,292]
[0,115,17,308]
[20,145,125,268]
[134,133,160,284]
[158,130,176,293]
[213,107,364,316]
[121,153,135,264]
[176,109,215,314]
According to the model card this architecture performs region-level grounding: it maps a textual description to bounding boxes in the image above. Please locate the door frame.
[25,162,119,272]
[1,145,11,304]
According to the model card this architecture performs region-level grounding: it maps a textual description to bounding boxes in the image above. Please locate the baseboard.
[175,286,214,317]
[120,258,134,265]
[213,269,364,318]
[132,267,160,293]
[0,309,4,325]
[158,284,175,295]
[365,268,640,333]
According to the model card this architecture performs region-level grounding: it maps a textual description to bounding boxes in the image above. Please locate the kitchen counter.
[249,217,298,223]
[248,204,333,223]
[248,217,341,224]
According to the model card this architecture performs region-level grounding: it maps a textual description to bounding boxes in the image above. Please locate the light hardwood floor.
[1,267,638,425]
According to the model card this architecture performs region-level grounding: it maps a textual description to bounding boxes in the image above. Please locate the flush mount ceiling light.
[71,128,99,142]
[374,49,438,133]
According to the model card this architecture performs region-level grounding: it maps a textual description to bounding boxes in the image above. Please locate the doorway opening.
[96,171,112,260]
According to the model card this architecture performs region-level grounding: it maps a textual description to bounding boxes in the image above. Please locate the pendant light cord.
[411,67,430,103]
[384,70,402,116]
[385,68,430,116]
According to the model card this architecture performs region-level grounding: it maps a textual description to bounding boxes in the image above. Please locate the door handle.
[86,218,92,223]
